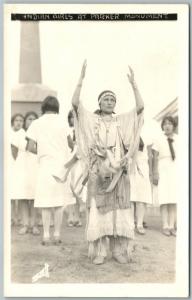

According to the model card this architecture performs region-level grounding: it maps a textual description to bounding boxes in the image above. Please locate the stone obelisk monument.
[11,22,57,116]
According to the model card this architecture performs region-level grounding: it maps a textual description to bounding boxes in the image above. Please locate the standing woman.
[72,61,144,265]
[10,113,25,226]
[18,111,40,235]
[130,135,153,234]
[152,116,178,236]
[66,109,84,227]
[26,96,70,245]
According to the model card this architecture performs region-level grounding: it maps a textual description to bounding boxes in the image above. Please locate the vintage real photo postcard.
[4,3,189,297]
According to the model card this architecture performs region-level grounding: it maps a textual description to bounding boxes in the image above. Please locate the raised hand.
[127,65,144,112]
[80,59,87,81]
[72,59,87,107]
[127,66,135,85]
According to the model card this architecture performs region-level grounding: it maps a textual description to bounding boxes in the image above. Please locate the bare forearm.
[29,147,37,155]
[147,146,153,174]
[27,146,37,155]
[11,144,18,160]
[72,79,83,108]
[132,82,144,113]
[64,153,78,168]
[127,67,144,113]
[26,139,37,154]
[152,150,159,175]
[72,60,87,108]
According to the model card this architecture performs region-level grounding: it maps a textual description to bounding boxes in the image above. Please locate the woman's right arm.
[147,145,153,183]
[152,149,159,185]
[72,60,87,109]
[11,144,18,160]
[25,122,38,154]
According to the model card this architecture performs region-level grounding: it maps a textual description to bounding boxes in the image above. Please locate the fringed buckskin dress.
[74,103,144,259]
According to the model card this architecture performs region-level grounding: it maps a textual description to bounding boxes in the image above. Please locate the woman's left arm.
[26,138,37,154]
[147,145,153,183]
[127,66,144,114]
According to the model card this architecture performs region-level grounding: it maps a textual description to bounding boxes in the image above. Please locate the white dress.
[67,127,86,202]
[10,128,27,200]
[152,133,178,205]
[25,151,38,200]
[130,144,152,204]
[26,114,73,208]
[10,128,39,200]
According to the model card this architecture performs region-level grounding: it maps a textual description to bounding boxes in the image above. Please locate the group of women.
[11,111,40,235]
[10,61,177,265]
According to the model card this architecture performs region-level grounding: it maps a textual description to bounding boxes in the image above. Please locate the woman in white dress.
[130,135,153,234]
[11,113,25,226]
[72,61,144,265]
[65,110,85,227]
[152,116,178,236]
[26,96,71,245]
[18,111,40,235]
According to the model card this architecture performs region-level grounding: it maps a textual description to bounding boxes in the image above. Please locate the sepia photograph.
[4,3,189,297]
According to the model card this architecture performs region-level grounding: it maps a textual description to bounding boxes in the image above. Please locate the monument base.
[11,83,57,116]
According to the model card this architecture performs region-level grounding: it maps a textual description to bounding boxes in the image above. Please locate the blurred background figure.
[65,109,86,227]
[10,113,25,227]
[18,111,40,235]
[152,116,178,237]
[130,135,153,235]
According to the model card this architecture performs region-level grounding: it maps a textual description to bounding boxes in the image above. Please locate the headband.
[98,91,116,105]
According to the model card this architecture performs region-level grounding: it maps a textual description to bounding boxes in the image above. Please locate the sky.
[7,4,187,137]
